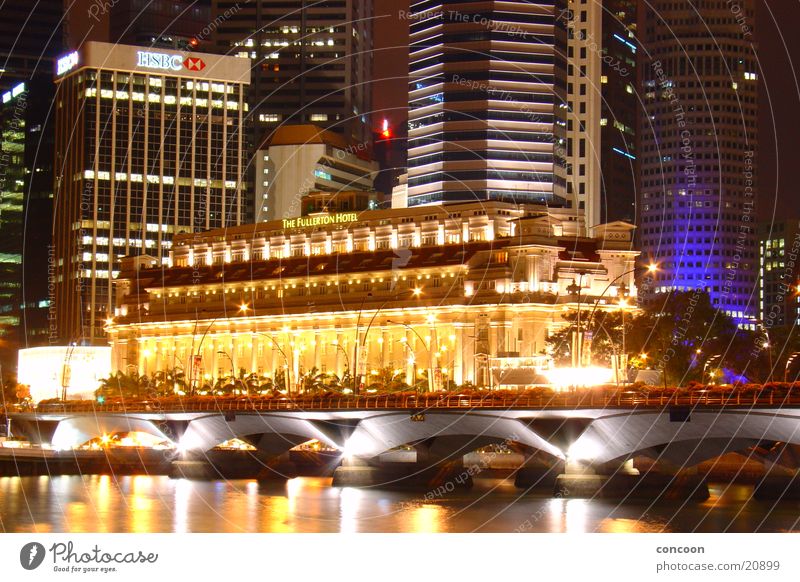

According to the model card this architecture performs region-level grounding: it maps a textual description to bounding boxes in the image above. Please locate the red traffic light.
[380,118,392,139]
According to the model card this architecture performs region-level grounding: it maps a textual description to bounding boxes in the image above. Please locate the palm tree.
[97,371,147,401]
[152,367,187,397]
[327,368,352,393]
[300,367,327,395]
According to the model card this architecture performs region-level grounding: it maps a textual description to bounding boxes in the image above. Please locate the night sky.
[372,0,800,220]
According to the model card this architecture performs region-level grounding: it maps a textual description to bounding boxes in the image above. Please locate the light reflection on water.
[0,476,797,533]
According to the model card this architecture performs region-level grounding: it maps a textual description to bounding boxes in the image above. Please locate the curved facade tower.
[638,0,758,324]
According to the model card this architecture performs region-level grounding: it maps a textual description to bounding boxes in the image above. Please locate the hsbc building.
[52,42,251,344]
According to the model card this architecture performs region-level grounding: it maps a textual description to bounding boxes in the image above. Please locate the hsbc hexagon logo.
[183,57,206,72]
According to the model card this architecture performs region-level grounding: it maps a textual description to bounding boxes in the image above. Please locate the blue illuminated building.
[637,0,758,326]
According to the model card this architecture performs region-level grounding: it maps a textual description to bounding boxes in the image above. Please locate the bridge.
[5,391,800,499]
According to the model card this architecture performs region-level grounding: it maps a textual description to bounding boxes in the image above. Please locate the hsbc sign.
[136,51,206,73]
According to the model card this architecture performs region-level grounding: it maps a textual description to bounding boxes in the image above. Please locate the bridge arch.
[568,410,800,466]
[50,415,171,450]
[178,413,339,453]
[342,412,563,461]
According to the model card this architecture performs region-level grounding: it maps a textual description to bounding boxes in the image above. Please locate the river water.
[0,476,797,533]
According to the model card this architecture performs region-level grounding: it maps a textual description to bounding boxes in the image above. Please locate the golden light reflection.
[338,486,363,533]
[129,475,154,532]
[95,475,111,533]
[564,499,589,533]
[410,504,445,533]
[598,518,662,533]
[173,478,192,533]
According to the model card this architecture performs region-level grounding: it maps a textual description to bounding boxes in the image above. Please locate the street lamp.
[352,288,423,394]
[785,352,800,382]
[566,274,586,369]
[352,292,373,394]
[216,350,246,395]
[255,332,292,396]
[581,264,658,367]
[387,320,433,392]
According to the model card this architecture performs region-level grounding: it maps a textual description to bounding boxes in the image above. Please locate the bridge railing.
[25,389,800,415]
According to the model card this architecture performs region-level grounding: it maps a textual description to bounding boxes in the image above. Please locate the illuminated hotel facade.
[106,202,639,390]
[52,42,250,344]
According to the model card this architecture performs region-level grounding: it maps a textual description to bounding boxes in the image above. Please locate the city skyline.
[4,0,800,546]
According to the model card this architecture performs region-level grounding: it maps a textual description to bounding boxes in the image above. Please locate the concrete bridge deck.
[4,392,800,499]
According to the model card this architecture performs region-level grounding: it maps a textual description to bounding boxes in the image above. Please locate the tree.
[545,310,625,367]
[97,371,149,400]
[624,291,743,386]
[152,368,187,397]
[301,367,328,394]
[366,367,409,393]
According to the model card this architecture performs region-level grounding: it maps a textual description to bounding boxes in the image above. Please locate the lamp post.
[352,288,422,394]
[188,303,250,394]
[255,332,292,395]
[785,352,800,382]
[566,275,586,369]
[582,264,658,367]
[758,323,773,383]
[216,350,246,395]
[352,292,373,395]
[387,320,433,392]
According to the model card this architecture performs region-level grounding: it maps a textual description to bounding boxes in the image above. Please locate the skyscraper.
[0,0,63,91]
[109,0,212,51]
[52,42,250,344]
[0,79,58,359]
[406,1,569,209]
[599,0,637,224]
[0,1,63,369]
[563,0,601,230]
[211,0,373,147]
[638,0,758,324]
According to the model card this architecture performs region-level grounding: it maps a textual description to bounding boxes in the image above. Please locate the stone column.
[314,330,321,372]
[270,335,279,380]
[463,325,475,385]
[429,323,439,391]
[231,336,238,374]
[527,254,539,291]
[154,341,162,373]
[250,335,258,375]
[453,325,464,386]
[381,330,389,367]
[211,338,219,381]
[335,331,344,377]
[405,331,415,386]
[138,344,146,377]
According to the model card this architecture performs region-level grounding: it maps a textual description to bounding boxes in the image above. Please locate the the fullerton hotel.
[106,202,639,391]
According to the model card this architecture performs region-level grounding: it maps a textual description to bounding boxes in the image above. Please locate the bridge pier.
[332,456,474,490]
[753,468,800,500]
[513,451,563,490]
[169,450,296,481]
[554,458,709,500]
